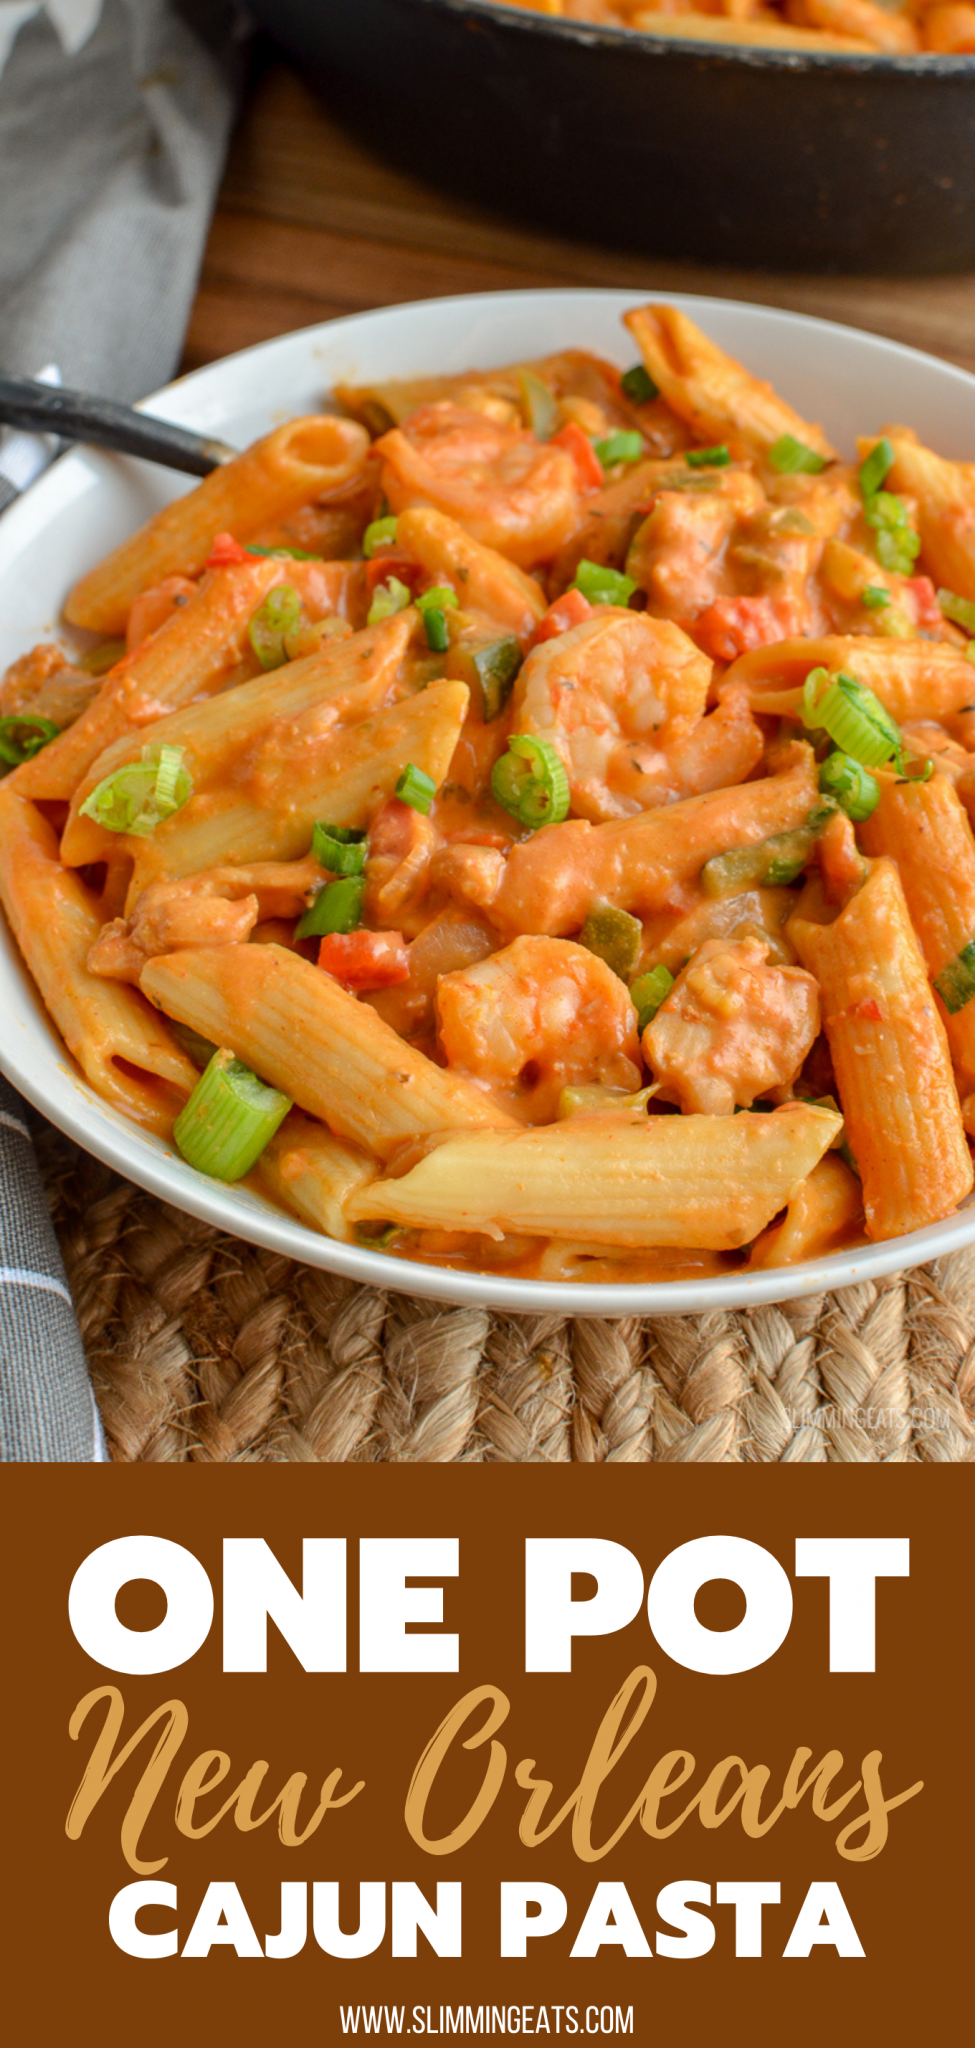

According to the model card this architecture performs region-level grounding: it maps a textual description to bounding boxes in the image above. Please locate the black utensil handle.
[0,376,237,477]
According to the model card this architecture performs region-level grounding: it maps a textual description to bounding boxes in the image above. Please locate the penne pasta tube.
[125,679,469,897]
[486,747,818,936]
[395,508,547,636]
[15,557,286,803]
[346,1101,843,1247]
[258,1112,377,1241]
[65,415,371,633]
[789,858,973,1241]
[623,304,836,465]
[140,942,516,1158]
[61,612,414,867]
[884,426,975,601]
[0,785,197,1132]
[722,634,975,723]
[860,771,975,1085]
[747,1154,865,1269]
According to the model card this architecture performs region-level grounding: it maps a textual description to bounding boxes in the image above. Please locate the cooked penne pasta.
[394,508,548,636]
[125,679,469,896]
[723,635,975,724]
[860,772,975,1087]
[259,1114,378,1242]
[482,748,818,936]
[4,298,975,1283]
[623,305,835,465]
[747,1153,865,1268]
[140,943,516,1158]
[789,860,973,1241]
[346,1101,843,1246]
[0,784,196,1131]
[884,427,975,602]
[61,611,415,868]
[65,416,371,634]
[16,556,287,802]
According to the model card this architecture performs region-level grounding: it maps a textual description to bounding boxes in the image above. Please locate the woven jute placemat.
[36,1126,975,1465]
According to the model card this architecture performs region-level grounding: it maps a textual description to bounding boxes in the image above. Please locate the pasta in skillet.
[501,0,975,57]
[3,300,975,1286]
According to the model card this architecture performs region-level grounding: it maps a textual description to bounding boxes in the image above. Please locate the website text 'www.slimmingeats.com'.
[339,2009,634,2036]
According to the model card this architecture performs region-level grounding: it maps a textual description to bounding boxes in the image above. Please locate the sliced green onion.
[862,585,892,610]
[311,820,367,875]
[416,585,459,653]
[296,875,365,940]
[859,437,895,500]
[363,515,398,558]
[79,743,192,838]
[79,639,126,676]
[934,940,975,1014]
[173,1049,292,1182]
[579,903,642,981]
[686,444,730,468]
[491,734,570,829]
[818,750,880,822]
[449,634,522,720]
[594,430,643,471]
[248,585,301,670]
[629,964,674,1034]
[313,822,364,844]
[415,586,459,618]
[620,364,658,405]
[518,369,559,442]
[864,491,921,577]
[367,576,412,625]
[355,1224,402,1250]
[801,666,906,770]
[701,802,836,898]
[938,588,975,635]
[0,714,60,767]
[767,434,827,476]
[572,558,637,607]
[396,762,436,814]
[246,545,321,560]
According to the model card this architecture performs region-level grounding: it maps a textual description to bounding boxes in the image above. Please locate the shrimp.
[436,934,642,1121]
[509,605,713,822]
[643,934,820,1116]
[375,404,581,568]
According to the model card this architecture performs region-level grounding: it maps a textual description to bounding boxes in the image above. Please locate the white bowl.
[3,288,975,1318]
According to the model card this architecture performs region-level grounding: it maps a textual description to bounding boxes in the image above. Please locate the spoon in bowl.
[0,374,237,505]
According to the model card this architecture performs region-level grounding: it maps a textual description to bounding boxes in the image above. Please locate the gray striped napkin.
[0,0,243,1459]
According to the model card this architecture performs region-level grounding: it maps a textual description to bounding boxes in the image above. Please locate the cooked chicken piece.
[643,933,820,1115]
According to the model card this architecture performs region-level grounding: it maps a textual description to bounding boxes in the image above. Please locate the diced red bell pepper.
[318,930,410,990]
[205,531,250,568]
[551,420,605,494]
[693,595,787,663]
[525,587,593,652]
[903,575,943,627]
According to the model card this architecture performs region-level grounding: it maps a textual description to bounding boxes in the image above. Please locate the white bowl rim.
[2,283,975,1319]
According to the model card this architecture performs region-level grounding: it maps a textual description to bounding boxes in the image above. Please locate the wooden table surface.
[185,45,975,381]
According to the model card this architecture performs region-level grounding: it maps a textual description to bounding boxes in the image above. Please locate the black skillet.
[247,0,975,273]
